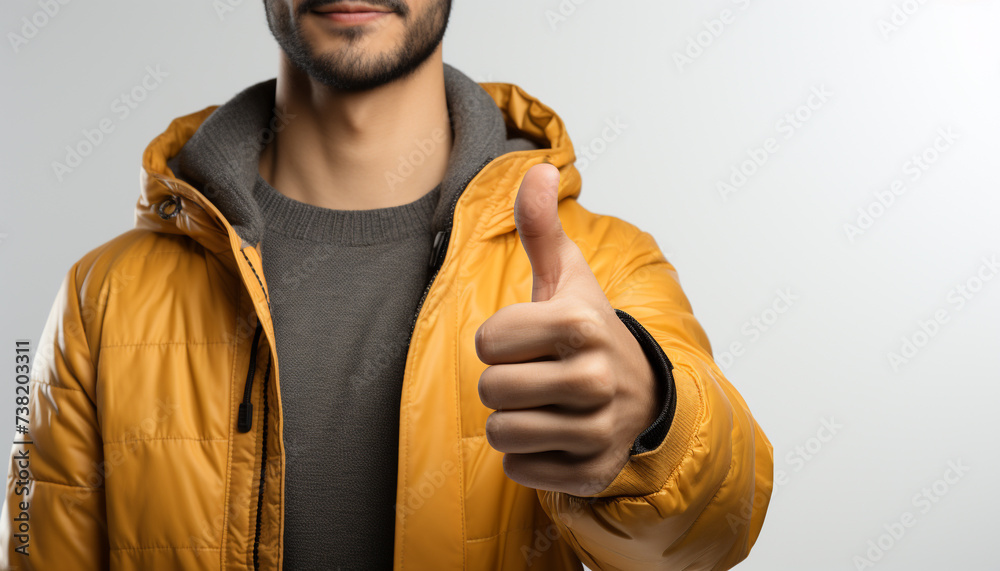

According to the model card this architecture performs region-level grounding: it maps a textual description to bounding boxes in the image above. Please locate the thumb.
[514,163,574,302]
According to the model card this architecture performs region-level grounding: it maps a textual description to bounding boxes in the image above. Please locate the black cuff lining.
[614,309,677,455]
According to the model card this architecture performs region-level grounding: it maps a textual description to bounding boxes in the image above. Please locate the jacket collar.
[134,76,581,255]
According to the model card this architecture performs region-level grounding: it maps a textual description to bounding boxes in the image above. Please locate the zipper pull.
[429,230,448,270]
[237,402,253,433]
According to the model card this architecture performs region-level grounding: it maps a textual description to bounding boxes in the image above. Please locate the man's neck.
[259,47,452,211]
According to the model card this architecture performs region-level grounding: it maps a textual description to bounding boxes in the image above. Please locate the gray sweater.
[168,65,539,569]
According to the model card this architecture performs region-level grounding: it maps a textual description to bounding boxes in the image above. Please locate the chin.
[309,25,399,51]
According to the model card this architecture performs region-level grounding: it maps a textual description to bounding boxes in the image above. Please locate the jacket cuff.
[614,309,677,456]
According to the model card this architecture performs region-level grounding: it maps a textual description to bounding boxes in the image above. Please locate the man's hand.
[474,163,660,497]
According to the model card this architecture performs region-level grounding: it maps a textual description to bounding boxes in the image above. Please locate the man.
[0,0,772,569]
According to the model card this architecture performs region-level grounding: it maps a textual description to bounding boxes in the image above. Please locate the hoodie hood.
[135,65,582,255]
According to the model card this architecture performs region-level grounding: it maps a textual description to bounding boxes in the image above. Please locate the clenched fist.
[475,163,661,497]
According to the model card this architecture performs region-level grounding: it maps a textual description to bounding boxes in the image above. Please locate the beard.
[265,0,452,91]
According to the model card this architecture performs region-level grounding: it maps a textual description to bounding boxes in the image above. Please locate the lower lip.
[313,10,390,24]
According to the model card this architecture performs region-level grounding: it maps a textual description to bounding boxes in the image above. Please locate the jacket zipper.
[252,354,271,571]
[236,250,272,571]
[408,157,495,338]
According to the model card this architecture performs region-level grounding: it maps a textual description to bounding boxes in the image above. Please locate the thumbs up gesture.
[475,163,661,497]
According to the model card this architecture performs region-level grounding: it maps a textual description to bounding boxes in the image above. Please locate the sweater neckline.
[253,174,441,246]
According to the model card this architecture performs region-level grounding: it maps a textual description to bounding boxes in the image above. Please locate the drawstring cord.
[237,321,264,433]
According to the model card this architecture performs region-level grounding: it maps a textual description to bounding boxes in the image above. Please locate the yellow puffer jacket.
[1,80,772,570]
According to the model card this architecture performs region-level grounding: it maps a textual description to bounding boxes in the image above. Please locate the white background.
[2,1,999,569]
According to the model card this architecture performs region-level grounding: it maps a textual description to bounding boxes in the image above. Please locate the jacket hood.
[135,67,583,255]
